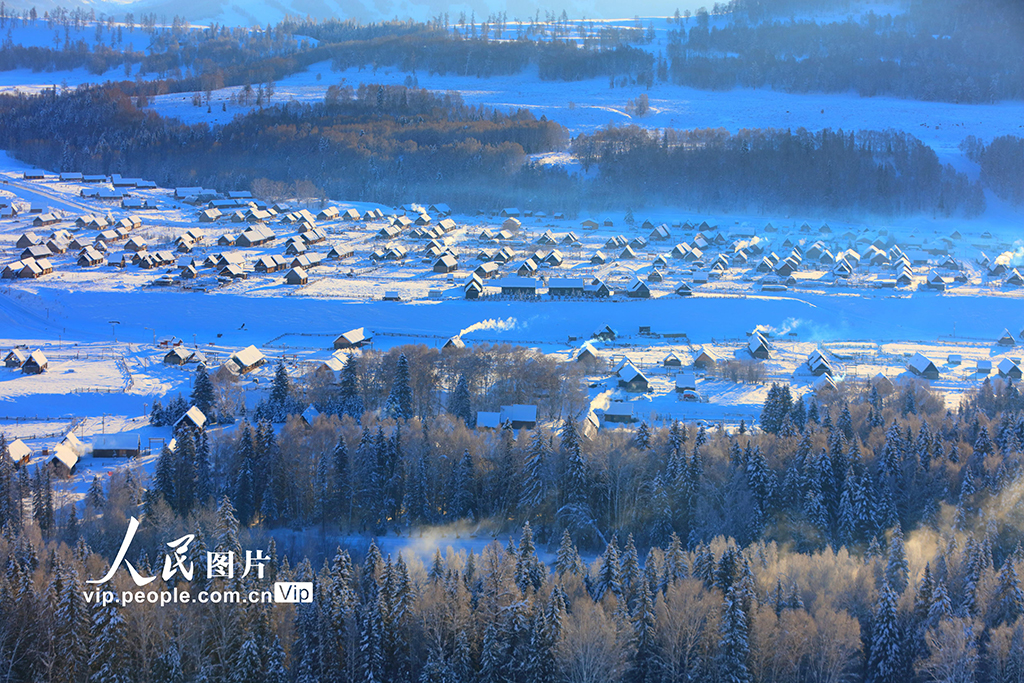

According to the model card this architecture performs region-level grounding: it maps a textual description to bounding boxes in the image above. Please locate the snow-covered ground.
[136,60,1024,177]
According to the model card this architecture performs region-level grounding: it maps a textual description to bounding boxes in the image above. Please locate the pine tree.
[593,536,623,601]
[270,359,291,419]
[621,534,641,599]
[717,585,751,683]
[559,418,592,536]
[150,399,164,426]
[32,465,55,534]
[520,429,549,522]
[406,451,429,525]
[650,474,674,546]
[86,475,105,513]
[314,453,333,530]
[332,436,351,527]
[360,581,385,683]
[195,430,214,505]
[384,354,413,420]
[89,604,131,683]
[514,522,545,593]
[191,362,216,420]
[555,528,584,577]
[215,495,242,558]
[174,427,197,514]
[50,559,91,683]
[450,450,476,520]
[885,525,910,595]
[340,352,364,419]
[992,557,1024,627]
[634,421,651,450]
[868,579,902,683]
[0,434,19,529]
[629,579,657,683]
[153,444,176,509]
[447,373,472,425]
[663,532,688,589]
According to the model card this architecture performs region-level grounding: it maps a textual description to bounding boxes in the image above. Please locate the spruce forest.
[1,345,1023,683]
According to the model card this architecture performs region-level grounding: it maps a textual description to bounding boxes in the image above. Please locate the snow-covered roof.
[301,405,321,424]
[604,402,634,418]
[165,347,190,361]
[175,406,208,430]
[908,352,938,375]
[62,432,84,454]
[337,327,367,346]
[476,411,501,429]
[8,439,31,462]
[998,358,1020,375]
[617,360,649,384]
[51,443,78,470]
[231,346,263,369]
[499,404,538,424]
[675,372,697,391]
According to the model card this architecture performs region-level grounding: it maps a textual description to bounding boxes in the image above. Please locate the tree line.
[666,0,1024,103]
[0,82,575,212]
[570,125,986,216]
[961,135,1024,206]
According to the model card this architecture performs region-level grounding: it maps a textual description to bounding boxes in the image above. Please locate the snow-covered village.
[1,0,1023,682]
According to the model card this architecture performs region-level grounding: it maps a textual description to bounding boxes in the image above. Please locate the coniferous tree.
[332,436,351,527]
[520,429,550,523]
[629,579,657,683]
[0,434,19,529]
[89,604,131,683]
[515,522,545,593]
[269,359,291,420]
[555,528,585,577]
[32,465,55,534]
[992,557,1024,627]
[384,354,413,420]
[86,474,105,513]
[340,352,364,420]
[593,536,623,601]
[50,559,91,683]
[869,579,903,683]
[195,430,214,505]
[447,373,472,425]
[191,362,216,420]
[450,450,476,520]
[152,444,176,511]
[174,427,197,514]
[559,418,592,536]
[634,421,651,450]
[886,525,910,595]
[718,585,752,683]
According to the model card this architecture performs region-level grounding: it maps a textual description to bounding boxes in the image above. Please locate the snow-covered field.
[142,60,1024,173]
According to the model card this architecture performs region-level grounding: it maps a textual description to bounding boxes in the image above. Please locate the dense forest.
[571,125,986,216]
[2,343,1024,682]
[0,83,576,211]
[960,135,1024,206]
[667,0,1024,102]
